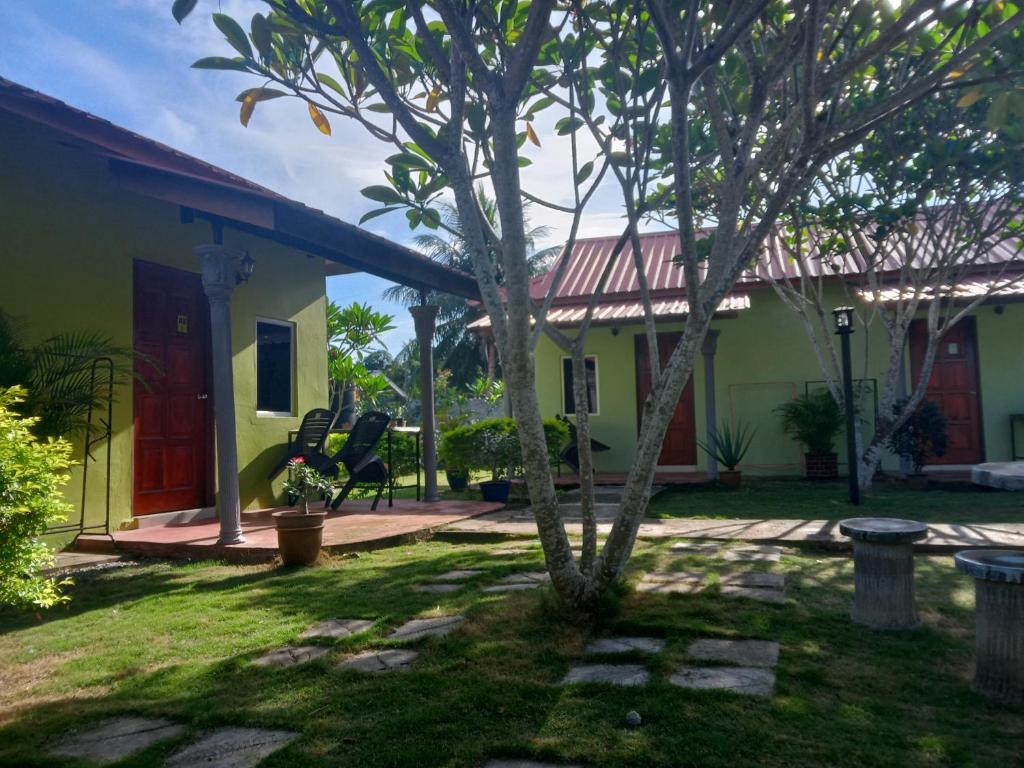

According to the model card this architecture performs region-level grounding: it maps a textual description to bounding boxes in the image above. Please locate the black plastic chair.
[323,411,391,511]
[557,414,611,475]
[267,408,337,479]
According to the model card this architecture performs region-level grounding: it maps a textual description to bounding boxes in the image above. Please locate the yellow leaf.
[308,102,331,136]
[948,69,966,79]
[816,49,824,62]
[426,87,441,113]
[525,121,541,147]
[957,89,983,108]
[240,95,256,127]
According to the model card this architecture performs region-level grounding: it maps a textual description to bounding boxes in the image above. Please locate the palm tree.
[383,189,559,387]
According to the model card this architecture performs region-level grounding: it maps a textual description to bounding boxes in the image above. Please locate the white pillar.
[195,244,245,545]
[410,304,441,502]
[702,330,721,479]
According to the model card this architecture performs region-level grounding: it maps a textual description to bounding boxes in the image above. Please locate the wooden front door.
[635,333,697,466]
[133,261,212,515]
[909,317,984,465]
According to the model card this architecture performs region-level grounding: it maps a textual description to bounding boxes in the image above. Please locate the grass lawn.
[648,477,1024,524]
[1,540,1021,767]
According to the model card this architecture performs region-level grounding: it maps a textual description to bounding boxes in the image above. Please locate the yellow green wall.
[0,112,329,537]
[536,286,1024,474]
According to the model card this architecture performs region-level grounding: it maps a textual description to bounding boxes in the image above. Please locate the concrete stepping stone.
[299,619,374,640]
[252,645,330,667]
[485,762,583,768]
[430,569,484,581]
[499,571,551,584]
[721,545,784,562]
[719,572,785,589]
[338,648,419,673]
[636,571,705,594]
[585,637,665,654]
[494,547,533,555]
[669,666,775,697]
[669,542,722,556]
[388,615,465,641]
[687,639,780,668]
[482,582,544,593]
[413,583,463,593]
[165,727,297,768]
[561,663,649,686]
[719,584,786,604]
[49,717,185,764]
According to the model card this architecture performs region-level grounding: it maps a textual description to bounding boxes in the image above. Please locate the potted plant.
[273,457,334,566]
[698,420,756,488]
[776,391,845,480]
[887,399,947,489]
[439,425,473,491]
[477,426,519,503]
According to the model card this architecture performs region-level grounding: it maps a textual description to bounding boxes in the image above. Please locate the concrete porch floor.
[79,499,504,563]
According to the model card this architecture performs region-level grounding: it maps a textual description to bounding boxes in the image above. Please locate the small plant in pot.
[776,391,844,480]
[698,420,756,488]
[439,426,473,491]
[887,399,947,489]
[273,457,334,566]
[477,427,519,503]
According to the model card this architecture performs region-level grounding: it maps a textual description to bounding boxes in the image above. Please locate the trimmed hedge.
[439,417,569,477]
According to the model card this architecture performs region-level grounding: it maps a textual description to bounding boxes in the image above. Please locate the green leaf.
[317,73,346,97]
[518,157,533,167]
[361,185,405,204]
[171,0,198,23]
[213,13,253,59]
[191,57,251,72]
[555,116,584,136]
[575,160,594,184]
[366,103,392,114]
[359,206,402,224]
[421,208,441,229]
[386,152,432,170]
[250,14,273,61]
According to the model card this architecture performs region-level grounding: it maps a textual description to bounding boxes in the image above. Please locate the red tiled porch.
[94,499,504,563]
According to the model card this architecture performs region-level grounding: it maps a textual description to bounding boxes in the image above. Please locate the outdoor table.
[839,517,928,630]
[954,549,1024,705]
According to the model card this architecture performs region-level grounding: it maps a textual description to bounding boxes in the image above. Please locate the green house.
[482,230,1024,477]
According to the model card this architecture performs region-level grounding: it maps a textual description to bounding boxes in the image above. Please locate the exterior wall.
[535,285,1024,475]
[0,113,329,538]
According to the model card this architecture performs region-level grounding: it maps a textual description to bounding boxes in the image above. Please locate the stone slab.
[49,717,185,764]
[388,615,465,641]
[636,571,704,594]
[641,570,705,582]
[687,639,780,668]
[561,663,649,686]
[299,619,374,640]
[497,571,552,584]
[669,542,722,556]
[954,549,1024,584]
[165,727,297,768]
[413,583,463,593]
[719,585,786,604]
[721,545,784,562]
[494,548,533,555]
[719,572,786,589]
[669,665,775,697]
[431,569,484,581]
[337,648,419,673]
[972,461,1024,491]
[585,637,666,654]
[840,517,928,544]
[482,582,544,593]
[252,645,329,667]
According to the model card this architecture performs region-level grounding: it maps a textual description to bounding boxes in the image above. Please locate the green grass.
[648,477,1024,524]
[1,540,1021,767]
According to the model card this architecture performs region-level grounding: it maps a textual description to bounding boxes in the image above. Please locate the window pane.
[562,357,597,414]
[257,321,292,413]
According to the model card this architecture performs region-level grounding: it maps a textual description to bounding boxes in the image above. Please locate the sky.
[0,0,638,352]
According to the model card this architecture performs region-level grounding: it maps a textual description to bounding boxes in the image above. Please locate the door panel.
[635,333,697,466]
[909,318,983,465]
[133,261,211,515]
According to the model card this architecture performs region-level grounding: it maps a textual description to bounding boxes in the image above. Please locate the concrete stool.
[839,517,928,629]
[954,549,1024,705]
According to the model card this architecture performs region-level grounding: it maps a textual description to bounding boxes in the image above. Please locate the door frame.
[132,259,215,515]
[634,331,697,468]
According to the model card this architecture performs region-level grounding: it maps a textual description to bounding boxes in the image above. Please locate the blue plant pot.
[480,480,511,503]
[446,472,469,491]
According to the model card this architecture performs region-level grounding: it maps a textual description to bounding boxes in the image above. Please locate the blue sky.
[1,0,632,351]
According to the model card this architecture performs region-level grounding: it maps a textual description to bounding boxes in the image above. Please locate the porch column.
[702,329,721,480]
[195,245,245,545]
[410,304,441,502]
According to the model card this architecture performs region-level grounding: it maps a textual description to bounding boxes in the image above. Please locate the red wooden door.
[635,333,697,466]
[909,318,984,465]
[133,261,211,515]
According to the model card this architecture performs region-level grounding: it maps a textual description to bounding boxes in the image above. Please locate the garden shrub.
[439,417,569,478]
[0,386,73,609]
[326,430,418,491]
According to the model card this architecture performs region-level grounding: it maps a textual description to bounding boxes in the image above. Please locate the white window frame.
[560,355,600,416]
[255,317,296,417]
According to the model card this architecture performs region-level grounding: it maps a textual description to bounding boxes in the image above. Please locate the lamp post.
[833,306,860,506]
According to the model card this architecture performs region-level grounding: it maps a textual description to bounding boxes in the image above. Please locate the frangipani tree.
[173,0,1023,615]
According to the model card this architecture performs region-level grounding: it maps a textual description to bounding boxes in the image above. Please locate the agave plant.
[698,420,757,471]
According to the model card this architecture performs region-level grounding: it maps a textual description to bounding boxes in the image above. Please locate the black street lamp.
[833,306,860,505]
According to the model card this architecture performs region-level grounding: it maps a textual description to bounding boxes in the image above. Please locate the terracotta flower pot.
[805,452,839,481]
[717,470,742,488]
[273,508,327,566]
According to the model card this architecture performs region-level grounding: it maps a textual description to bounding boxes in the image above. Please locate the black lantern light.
[833,305,859,505]
[236,253,255,284]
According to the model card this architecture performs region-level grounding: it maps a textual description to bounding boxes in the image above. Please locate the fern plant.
[776,391,845,456]
[698,420,757,471]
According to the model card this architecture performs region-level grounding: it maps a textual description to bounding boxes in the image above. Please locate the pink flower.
[290,457,305,465]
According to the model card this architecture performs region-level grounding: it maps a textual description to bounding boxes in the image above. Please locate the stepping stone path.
[494,547,533,555]
[669,541,722,556]
[687,639,780,668]
[49,717,185,764]
[252,645,329,667]
[585,637,665,654]
[561,663,650,686]
[636,571,705,594]
[483,571,551,593]
[388,615,465,641]
[413,583,463,593]
[165,727,297,768]
[669,666,776,697]
[299,618,374,640]
[431,569,484,581]
[338,648,419,673]
[637,570,786,603]
[720,545,784,563]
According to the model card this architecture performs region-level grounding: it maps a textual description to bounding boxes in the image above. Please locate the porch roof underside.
[0,77,479,300]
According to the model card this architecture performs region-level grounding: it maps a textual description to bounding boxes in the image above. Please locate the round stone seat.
[954,549,1024,705]
[840,517,928,630]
